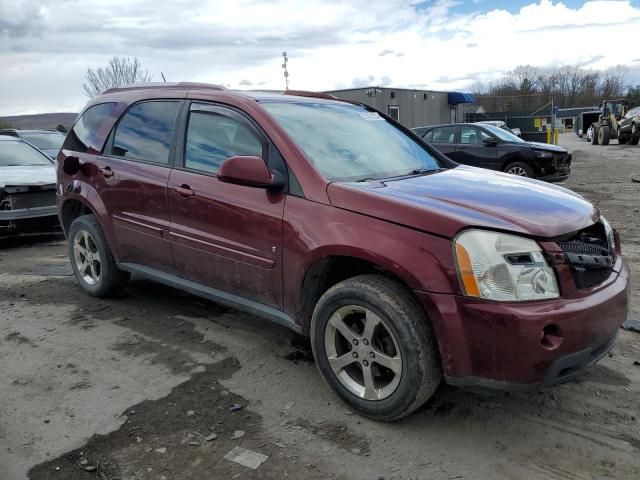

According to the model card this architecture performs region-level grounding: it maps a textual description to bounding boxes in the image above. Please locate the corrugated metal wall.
[326,88,463,129]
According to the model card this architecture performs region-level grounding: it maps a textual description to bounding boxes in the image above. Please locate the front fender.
[282,196,458,327]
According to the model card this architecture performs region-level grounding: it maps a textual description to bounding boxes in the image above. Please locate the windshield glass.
[21,133,64,151]
[0,140,53,166]
[482,124,525,143]
[262,102,443,181]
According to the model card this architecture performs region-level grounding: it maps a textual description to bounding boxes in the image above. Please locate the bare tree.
[82,56,153,98]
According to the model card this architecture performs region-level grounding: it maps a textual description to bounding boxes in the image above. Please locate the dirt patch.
[29,357,341,480]
[5,331,36,347]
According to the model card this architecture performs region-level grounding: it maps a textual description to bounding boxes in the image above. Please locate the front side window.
[460,126,479,144]
[111,101,179,164]
[0,140,52,166]
[63,102,117,153]
[184,111,263,174]
[262,101,442,182]
[432,126,456,144]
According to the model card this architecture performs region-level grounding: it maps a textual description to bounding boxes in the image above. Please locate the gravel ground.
[1,133,639,480]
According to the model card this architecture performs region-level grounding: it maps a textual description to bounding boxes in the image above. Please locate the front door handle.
[173,184,195,197]
[99,166,114,178]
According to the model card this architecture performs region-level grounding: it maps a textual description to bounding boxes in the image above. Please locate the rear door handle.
[99,166,114,178]
[173,184,195,197]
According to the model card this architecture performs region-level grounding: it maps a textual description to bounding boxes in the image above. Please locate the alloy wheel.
[73,229,102,286]
[324,305,402,401]
[507,166,528,177]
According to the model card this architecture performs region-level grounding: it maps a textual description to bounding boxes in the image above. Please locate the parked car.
[0,136,58,237]
[413,123,571,182]
[617,106,640,145]
[475,120,521,137]
[57,83,628,421]
[0,129,65,158]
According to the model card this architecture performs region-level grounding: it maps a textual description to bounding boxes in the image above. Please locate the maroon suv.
[56,83,629,421]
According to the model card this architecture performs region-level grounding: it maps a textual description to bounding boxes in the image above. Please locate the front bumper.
[0,205,58,221]
[416,258,630,390]
[539,169,570,183]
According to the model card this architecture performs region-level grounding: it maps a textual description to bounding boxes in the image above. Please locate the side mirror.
[62,155,81,175]
[218,156,284,191]
[483,138,498,146]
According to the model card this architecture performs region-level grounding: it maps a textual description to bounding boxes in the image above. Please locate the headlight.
[601,216,616,253]
[535,150,553,159]
[454,230,559,301]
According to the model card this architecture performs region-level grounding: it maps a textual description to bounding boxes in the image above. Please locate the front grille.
[557,221,614,290]
[553,153,571,170]
[8,190,56,210]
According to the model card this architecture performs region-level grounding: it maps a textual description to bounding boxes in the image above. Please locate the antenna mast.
[281,51,289,90]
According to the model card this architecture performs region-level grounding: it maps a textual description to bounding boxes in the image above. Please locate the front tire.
[311,275,442,421]
[504,161,534,178]
[591,127,599,145]
[68,215,130,297]
[618,128,628,145]
[598,125,610,145]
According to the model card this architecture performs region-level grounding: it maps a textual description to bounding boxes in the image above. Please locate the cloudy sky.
[1,0,640,115]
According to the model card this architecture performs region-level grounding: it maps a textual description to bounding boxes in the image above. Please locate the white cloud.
[1,0,639,115]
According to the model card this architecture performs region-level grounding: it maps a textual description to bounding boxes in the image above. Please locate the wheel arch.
[298,251,427,336]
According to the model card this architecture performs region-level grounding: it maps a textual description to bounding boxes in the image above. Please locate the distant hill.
[0,113,78,130]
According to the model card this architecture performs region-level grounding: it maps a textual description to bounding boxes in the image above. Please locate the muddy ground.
[1,133,639,480]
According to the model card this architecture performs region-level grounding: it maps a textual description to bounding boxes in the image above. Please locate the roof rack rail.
[102,82,227,94]
[284,90,338,100]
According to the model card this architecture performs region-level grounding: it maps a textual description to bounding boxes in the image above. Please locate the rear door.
[454,126,498,169]
[167,102,285,309]
[97,100,181,273]
[428,126,457,159]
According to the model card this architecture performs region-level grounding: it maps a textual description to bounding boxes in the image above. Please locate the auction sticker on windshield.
[358,111,384,121]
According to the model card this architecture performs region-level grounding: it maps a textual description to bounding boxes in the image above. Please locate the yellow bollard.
[546,128,551,144]
[554,128,559,145]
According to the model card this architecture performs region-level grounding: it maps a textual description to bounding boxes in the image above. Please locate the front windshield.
[22,133,64,151]
[262,102,443,181]
[0,140,53,166]
[483,124,525,143]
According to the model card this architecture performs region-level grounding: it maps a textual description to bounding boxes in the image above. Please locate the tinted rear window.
[110,101,179,164]
[63,103,117,153]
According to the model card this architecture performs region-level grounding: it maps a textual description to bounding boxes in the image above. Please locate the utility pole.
[281,51,289,91]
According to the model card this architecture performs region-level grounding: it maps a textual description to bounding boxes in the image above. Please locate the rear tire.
[504,161,534,178]
[598,125,610,145]
[591,127,599,145]
[631,124,640,146]
[311,275,442,421]
[68,215,130,297]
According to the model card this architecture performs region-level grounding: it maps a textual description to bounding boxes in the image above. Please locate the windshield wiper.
[408,168,439,175]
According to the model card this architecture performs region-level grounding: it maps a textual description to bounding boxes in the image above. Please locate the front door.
[168,102,285,309]
[454,126,498,169]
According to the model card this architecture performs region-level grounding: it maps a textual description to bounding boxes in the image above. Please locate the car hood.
[0,165,56,189]
[524,141,567,153]
[327,165,598,238]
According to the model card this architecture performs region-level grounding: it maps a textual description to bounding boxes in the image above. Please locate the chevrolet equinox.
[56,83,630,421]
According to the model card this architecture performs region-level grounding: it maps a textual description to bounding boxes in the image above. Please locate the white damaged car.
[0,136,59,238]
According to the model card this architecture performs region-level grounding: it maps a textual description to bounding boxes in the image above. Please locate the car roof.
[0,135,22,142]
[0,129,63,135]
[411,123,482,130]
[98,82,348,105]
